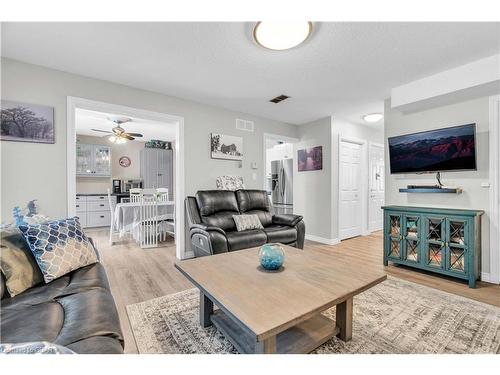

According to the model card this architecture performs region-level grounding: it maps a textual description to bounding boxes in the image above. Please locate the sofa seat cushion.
[263,225,297,244]
[0,263,123,354]
[65,336,123,354]
[226,229,267,251]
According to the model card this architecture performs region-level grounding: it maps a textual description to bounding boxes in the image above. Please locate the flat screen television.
[388,123,477,174]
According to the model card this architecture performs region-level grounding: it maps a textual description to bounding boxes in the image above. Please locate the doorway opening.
[67,97,186,259]
[368,142,385,232]
[263,133,299,215]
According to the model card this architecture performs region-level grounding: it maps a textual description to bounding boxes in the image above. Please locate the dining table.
[113,200,175,236]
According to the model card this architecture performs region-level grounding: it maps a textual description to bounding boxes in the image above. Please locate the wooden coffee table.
[175,245,386,354]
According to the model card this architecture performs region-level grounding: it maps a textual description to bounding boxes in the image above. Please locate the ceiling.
[2,22,499,126]
[75,108,176,141]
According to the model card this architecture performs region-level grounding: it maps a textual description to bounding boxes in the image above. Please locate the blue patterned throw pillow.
[18,217,98,283]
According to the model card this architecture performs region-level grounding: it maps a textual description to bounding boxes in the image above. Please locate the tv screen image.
[388,123,477,174]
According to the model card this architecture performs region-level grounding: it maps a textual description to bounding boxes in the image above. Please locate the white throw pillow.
[232,214,264,232]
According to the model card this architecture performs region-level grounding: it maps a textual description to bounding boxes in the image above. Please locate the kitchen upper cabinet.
[140,148,173,193]
[76,143,111,177]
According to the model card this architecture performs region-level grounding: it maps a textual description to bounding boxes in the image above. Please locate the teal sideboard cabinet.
[382,206,483,288]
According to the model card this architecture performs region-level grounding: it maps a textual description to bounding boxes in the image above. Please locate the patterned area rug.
[126,277,500,354]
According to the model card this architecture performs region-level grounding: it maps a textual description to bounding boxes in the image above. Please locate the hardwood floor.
[87,228,500,354]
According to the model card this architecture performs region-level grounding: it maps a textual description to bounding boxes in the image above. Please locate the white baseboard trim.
[181,250,195,260]
[481,272,491,283]
[305,234,340,246]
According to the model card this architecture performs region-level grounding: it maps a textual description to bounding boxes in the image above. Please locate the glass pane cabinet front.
[404,216,419,262]
[427,243,443,268]
[93,145,111,175]
[389,238,401,258]
[449,248,466,272]
[427,218,444,241]
[449,220,466,246]
[389,215,401,236]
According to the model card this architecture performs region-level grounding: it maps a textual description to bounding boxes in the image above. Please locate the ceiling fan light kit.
[90,116,144,143]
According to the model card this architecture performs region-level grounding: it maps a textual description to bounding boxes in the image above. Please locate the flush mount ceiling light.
[362,113,384,123]
[253,22,312,50]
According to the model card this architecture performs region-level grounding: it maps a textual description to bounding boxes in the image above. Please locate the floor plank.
[87,228,500,354]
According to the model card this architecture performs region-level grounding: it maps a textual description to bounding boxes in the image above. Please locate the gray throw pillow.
[0,228,44,297]
[233,214,264,232]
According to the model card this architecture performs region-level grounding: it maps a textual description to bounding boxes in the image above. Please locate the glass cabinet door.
[446,219,468,274]
[404,216,420,263]
[76,144,93,175]
[425,217,445,269]
[387,214,402,259]
[93,145,111,176]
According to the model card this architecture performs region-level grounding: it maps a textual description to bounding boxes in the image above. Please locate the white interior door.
[339,140,362,240]
[369,143,385,232]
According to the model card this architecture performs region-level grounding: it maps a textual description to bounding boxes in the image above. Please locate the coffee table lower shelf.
[211,309,340,354]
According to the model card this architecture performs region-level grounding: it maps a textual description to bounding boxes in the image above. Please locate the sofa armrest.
[272,214,303,227]
[190,223,226,236]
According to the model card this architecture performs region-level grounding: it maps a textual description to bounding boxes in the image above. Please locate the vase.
[259,243,285,271]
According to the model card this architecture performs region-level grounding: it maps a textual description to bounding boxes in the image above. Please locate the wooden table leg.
[336,297,353,341]
[254,336,277,354]
[200,291,214,328]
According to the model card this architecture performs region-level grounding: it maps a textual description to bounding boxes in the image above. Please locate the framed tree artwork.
[1,100,55,144]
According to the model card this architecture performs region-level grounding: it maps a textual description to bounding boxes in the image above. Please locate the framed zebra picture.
[210,133,243,161]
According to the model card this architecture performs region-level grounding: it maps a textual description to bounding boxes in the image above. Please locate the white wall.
[384,96,491,274]
[0,58,299,220]
[331,118,384,239]
[294,117,334,241]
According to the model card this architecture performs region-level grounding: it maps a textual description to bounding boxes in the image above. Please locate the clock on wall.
[119,156,131,168]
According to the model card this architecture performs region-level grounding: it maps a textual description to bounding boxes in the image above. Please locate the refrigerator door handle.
[281,167,285,198]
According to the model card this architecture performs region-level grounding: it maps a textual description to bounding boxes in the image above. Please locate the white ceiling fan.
[91,116,143,143]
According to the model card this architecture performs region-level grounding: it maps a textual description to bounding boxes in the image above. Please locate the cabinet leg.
[200,291,213,327]
[468,278,476,288]
[383,259,388,266]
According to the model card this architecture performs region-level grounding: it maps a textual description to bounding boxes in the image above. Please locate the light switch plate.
[252,173,257,181]
[251,162,258,169]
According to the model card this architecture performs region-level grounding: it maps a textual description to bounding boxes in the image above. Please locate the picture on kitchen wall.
[1,100,55,144]
[210,133,243,161]
[297,146,323,171]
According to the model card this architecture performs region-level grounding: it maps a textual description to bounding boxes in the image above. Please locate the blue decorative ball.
[259,243,285,271]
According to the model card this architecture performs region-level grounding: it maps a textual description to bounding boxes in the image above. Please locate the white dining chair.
[129,188,143,203]
[158,204,175,242]
[107,189,118,245]
[136,195,159,249]
[156,188,169,201]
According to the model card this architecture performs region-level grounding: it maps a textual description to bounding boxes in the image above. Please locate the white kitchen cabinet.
[140,148,173,194]
[76,143,111,177]
[76,194,115,228]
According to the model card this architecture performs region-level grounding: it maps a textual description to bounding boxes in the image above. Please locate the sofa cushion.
[0,262,124,354]
[236,190,271,212]
[233,214,264,232]
[0,341,75,354]
[235,190,272,226]
[196,190,239,216]
[19,217,98,283]
[263,225,298,244]
[196,191,240,231]
[226,229,267,251]
[0,229,44,297]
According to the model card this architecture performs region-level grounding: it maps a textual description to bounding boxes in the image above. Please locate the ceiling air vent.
[269,94,290,104]
[236,119,255,132]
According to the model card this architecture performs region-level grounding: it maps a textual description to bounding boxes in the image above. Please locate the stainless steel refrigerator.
[271,159,293,215]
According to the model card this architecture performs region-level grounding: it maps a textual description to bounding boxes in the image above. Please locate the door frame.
[262,133,299,191]
[368,141,385,232]
[489,94,500,284]
[337,136,369,240]
[66,96,187,260]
